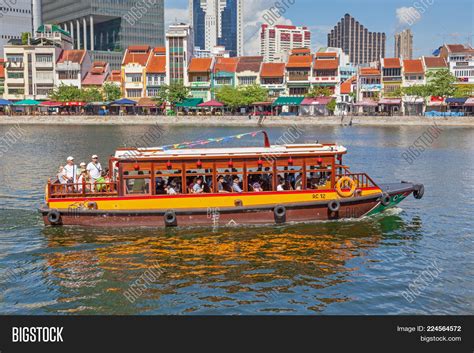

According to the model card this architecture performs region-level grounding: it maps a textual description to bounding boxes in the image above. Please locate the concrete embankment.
[0,115,473,127]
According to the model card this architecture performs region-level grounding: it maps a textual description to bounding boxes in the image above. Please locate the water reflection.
[38,213,420,314]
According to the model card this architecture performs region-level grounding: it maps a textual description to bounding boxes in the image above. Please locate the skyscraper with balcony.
[327,14,385,65]
[260,25,311,63]
[40,0,165,69]
[394,29,413,60]
[189,0,243,57]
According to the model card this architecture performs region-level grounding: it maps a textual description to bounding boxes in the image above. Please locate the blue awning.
[445,98,467,104]
[0,99,12,106]
[111,98,137,105]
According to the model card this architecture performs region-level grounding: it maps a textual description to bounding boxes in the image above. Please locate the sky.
[164,0,473,58]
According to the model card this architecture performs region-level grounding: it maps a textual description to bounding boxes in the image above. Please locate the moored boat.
[39,131,424,227]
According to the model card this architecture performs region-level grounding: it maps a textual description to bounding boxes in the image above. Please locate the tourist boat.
[39,131,424,227]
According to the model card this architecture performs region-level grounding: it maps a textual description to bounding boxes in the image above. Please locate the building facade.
[165,24,194,86]
[56,49,92,89]
[328,13,385,65]
[440,44,474,84]
[0,0,33,57]
[190,0,243,57]
[41,0,165,69]
[260,25,311,63]
[394,29,413,60]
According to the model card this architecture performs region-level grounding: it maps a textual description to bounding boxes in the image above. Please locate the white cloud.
[396,6,422,26]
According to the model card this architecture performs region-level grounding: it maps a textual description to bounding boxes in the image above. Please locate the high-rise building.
[165,24,194,85]
[327,14,386,65]
[260,25,311,63]
[40,0,165,69]
[0,0,34,56]
[189,0,243,57]
[395,29,413,59]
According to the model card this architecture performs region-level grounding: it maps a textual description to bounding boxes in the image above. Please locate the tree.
[21,32,31,45]
[215,86,244,111]
[103,82,122,101]
[385,87,403,98]
[81,87,103,103]
[50,84,83,102]
[453,84,474,98]
[426,69,457,97]
[154,82,190,107]
[326,99,336,114]
[240,84,268,106]
[306,86,333,98]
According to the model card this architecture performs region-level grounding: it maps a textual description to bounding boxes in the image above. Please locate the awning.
[63,101,86,107]
[379,98,402,105]
[464,97,474,106]
[86,102,111,106]
[251,102,273,106]
[40,101,62,107]
[175,98,204,108]
[198,100,224,108]
[301,97,332,105]
[13,99,40,106]
[445,98,467,105]
[403,97,425,104]
[111,98,137,106]
[272,96,304,106]
[0,99,12,106]
[137,98,157,107]
[354,99,378,107]
[427,101,446,107]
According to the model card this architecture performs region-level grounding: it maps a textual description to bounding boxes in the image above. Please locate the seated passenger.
[56,166,68,185]
[77,171,90,192]
[252,180,263,192]
[277,179,285,192]
[217,175,229,193]
[232,177,243,193]
[192,178,204,194]
[96,171,108,192]
[167,182,178,195]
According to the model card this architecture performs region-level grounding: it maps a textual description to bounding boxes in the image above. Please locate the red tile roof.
[340,76,356,94]
[146,54,166,74]
[123,46,151,66]
[0,59,5,79]
[383,58,401,68]
[360,68,380,76]
[153,47,166,55]
[236,56,263,73]
[260,62,286,78]
[403,59,424,74]
[82,62,110,86]
[446,44,474,53]
[287,55,313,69]
[314,58,339,70]
[423,56,448,68]
[291,48,311,55]
[316,52,338,58]
[188,58,213,73]
[214,57,239,73]
[108,70,122,83]
[57,50,87,64]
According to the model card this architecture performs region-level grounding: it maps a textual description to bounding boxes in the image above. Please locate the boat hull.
[39,183,423,228]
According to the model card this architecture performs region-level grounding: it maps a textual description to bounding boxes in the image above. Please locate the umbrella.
[197,100,224,108]
[13,99,40,106]
[40,101,62,107]
[0,99,12,106]
[111,98,137,106]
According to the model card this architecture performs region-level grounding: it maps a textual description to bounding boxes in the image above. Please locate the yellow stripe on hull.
[48,189,382,211]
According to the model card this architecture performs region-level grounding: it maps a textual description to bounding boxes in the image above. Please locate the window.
[123,167,152,195]
[126,89,142,98]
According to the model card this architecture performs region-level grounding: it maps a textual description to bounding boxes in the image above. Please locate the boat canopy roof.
[114,143,347,160]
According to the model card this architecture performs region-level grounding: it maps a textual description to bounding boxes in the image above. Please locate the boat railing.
[48,180,119,199]
[336,173,380,189]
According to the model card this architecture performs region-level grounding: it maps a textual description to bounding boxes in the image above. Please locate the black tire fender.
[274,205,286,224]
[381,193,391,206]
[164,210,177,227]
[414,184,424,200]
[47,209,62,225]
[328,200,341,213]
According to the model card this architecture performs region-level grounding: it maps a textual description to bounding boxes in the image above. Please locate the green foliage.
[402,85,431,99]
[21,33,31,45]
[50,84,83,102]
[453,84,474,98]
[154,82,190,106]
[102,82,122,101]
[385,87,403,98]
[216,85,269,110]
[306,86,333,98]
[425,69,457,97]
[81,87,103,103]
[326,99,336,113]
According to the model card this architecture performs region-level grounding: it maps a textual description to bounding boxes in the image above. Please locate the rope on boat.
[159,131,270,151]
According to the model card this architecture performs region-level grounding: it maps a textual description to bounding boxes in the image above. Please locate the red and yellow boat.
[39,131,424,227]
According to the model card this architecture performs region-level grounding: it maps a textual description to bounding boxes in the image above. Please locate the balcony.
[360,84,382,92]
[287,75,310,82]
[310,76,338,84]
[36,61,54,69]
[190,81,211,88]
[6,62,24,70]
[124,81,143,89]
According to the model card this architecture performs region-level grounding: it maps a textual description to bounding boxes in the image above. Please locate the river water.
[0,124,472,315]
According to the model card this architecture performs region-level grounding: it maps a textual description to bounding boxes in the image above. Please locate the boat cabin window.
[122,163,152,195]
[306,157,333,190]
[154,163,183,195]
[247,159,274,192]
[185,161,214,194]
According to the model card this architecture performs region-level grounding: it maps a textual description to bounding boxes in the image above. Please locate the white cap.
[67,156,74,161]
[80,162,86,167]
[92,155,98,159]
